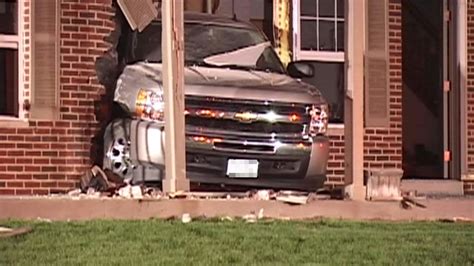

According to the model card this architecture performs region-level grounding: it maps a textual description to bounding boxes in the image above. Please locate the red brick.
[0,189,15,195]
[8,150,25,157]
[15,189,33,195]
[32,189,50,195]
[0,128,16,134]
[24,166,41,172]
[33,143,50,149]
[17,143,33,149]
[41,166,58,172]
[0,143,15,149]
[8,135,25,141]
[7,181,24,188]
[16,158,33,164]
[7,166,23,172]
[25,182,41,188]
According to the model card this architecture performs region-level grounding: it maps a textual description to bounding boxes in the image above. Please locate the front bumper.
[127,119,329,190]
[186,140,328,190]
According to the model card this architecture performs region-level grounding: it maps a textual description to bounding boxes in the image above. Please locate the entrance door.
[402,0,447,179]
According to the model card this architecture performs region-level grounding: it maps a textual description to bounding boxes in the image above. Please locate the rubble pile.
[66,165,332,204]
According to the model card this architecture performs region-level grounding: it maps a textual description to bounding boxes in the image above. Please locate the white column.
[344,0,366,200]
[161,0,189,192]
[458,0,469,180]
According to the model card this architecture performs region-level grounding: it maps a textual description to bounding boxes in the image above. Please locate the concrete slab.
[401,180,464,196]
[0,197,473,221]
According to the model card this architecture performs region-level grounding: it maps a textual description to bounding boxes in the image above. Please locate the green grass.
[0,219,473,265]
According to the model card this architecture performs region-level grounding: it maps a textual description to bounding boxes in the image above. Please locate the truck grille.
[185,96,309,135]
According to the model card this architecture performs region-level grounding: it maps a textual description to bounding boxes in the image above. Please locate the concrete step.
[400,179,464,197]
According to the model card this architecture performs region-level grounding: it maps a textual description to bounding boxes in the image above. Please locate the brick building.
[0,0,473,196]
[0,0,115,195]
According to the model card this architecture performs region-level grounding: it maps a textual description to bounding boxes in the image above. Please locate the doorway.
[402,0,445,179]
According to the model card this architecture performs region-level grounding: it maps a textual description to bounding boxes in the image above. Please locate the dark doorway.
[402,0,445,179]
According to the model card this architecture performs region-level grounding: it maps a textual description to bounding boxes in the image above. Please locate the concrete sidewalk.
[0,197,473,221]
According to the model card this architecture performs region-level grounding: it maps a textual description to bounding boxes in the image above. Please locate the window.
[293,0,345,123]
[0,0,19,117]
[300,0,344,53]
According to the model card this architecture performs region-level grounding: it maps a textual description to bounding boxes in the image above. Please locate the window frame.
[0,0,25,122]
[293,0,345,62]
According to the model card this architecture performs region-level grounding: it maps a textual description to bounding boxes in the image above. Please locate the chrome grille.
[185,96,310,136]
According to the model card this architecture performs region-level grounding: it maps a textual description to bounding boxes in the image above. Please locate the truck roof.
[155,11,256,30]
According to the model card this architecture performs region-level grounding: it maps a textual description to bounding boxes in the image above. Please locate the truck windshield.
[129,22,286,74]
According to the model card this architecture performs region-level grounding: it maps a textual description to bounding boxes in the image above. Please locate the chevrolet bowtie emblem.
[234,112,258,122]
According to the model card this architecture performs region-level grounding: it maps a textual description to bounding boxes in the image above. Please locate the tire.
[103,119,134,181]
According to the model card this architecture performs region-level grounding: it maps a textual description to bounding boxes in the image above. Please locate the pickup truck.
[103,12,330,191]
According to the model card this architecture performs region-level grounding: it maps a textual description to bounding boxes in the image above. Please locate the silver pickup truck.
[103,12,329,191]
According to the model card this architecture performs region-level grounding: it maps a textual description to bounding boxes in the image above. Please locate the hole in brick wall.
[92,1,164,166]
[92,1,130,167]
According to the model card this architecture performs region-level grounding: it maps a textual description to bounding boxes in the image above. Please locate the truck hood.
[115,62,326,112]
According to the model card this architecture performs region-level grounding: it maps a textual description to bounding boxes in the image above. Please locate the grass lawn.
[0,219,473,265]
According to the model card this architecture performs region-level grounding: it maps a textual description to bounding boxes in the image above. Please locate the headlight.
[309,104,328,136]
[135,89,164,121]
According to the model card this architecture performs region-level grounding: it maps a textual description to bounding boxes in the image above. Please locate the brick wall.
[0,0,115,195]
[465,1,474,195]
[325,129,345,186]
[0,1,404,194]
[363,0,403,172]
[325,0,403,187]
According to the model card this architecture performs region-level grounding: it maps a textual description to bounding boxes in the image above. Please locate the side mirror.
[287,61,314,78]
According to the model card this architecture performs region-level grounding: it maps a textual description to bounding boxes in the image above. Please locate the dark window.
[301,0,317,16]
[0,0,18,35]
[301,20,318,50]
[0,48,18,116]
[301,61,345,123]
[0,0,19,117]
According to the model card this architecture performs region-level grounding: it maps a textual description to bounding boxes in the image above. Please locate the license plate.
[226,159,259,178]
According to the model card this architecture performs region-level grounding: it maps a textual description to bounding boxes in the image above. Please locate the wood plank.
[161,0,189,193]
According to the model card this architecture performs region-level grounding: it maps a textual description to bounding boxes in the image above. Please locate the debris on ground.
[67,189,82,197]
[67,166,337,203]
[242,213,257,223]
[181,213,192,223]
[220,216,234,222]
[143,187,164,199]
[0,227,13,233]
[275,191,309,205]
[36,217,52,223]
[79,165,125,196]
[168,191,187,199]
[400,196,427,209]
[0,227,33,238]
[117,185,143,199]
[253,190,273,201]
[242,208,265,223]
[438,216,474,223]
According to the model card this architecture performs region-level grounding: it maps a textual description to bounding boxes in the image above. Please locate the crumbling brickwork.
[0,0,115,195]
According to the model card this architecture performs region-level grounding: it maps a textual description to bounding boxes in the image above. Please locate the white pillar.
[161,0,189,192]
[344,0,366,200]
